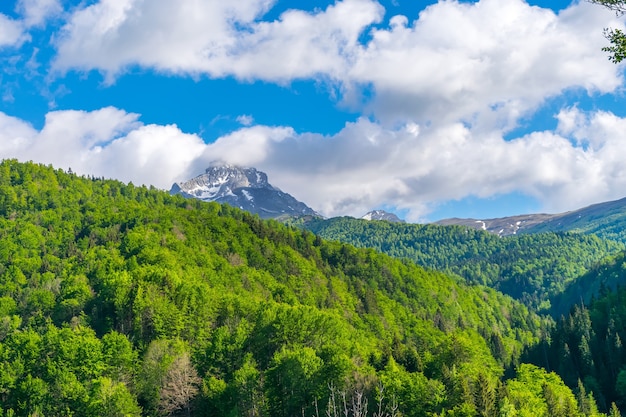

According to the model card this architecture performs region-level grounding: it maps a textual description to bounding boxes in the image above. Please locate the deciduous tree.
[590,0,626,62]
[158,352,201,417]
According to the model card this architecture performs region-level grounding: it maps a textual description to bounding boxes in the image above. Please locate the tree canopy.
[591,0,626,63]
[299,216,623,312]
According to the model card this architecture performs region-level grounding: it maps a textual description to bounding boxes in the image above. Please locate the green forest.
[0,159,625,417]
[525,285,626,413]
[300,217,624,312]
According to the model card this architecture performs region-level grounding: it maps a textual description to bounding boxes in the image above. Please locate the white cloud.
[53,0,382,82]
[16,0,62,28]
[0,107,207,187]
[93,123,208,186]
[0,111,38,152]
[0,0,61,48]
[197,113,626,221]
[53,0,273,81]
[0,14,27,48]
[347,0,624,127]
[189,125,295,176]
[236,114,254,126]
[3,106,626,221]
[52,0,624,125]
[217,0,383,81]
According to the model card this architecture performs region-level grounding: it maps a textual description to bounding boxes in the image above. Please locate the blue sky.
[0,0,625,222]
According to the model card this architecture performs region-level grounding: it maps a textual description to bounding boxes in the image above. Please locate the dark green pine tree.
[558,343,579,387]
[579,335,595,376]
[473,372,496,417]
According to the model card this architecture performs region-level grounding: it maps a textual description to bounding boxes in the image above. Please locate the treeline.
[300,217,623,311]
[0,159,616,416]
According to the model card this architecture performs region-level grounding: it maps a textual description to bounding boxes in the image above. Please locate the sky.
[0,0,625,222]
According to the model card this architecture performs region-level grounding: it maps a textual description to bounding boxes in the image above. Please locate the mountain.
[361,210,405,223]
[435,196,626,242]
[434,213,556,236]
[170,163,319,219]
[523,196,626,242]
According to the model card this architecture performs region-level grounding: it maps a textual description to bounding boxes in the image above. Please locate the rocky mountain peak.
[202,162,271,190]
[170,163,320,219]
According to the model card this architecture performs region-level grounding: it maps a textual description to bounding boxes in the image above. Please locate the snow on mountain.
[434,196,626,237]
[434,214,556,237]
[170,163,320,219]
[361,210,405,223]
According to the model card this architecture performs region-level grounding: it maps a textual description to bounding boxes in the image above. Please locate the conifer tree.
[578,379,591,416]
[473,373,496,417]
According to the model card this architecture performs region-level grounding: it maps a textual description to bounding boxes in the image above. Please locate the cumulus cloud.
[53,0,382,83]
[347,0,624,127]
[4,106,626,221]
[0,107,207,187]
[52,0,623,124]
[52,0,271,80]
[223,113,626,221]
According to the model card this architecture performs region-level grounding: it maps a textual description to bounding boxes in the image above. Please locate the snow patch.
[242,190,254,201]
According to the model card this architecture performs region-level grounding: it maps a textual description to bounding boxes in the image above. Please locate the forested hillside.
[550,252,626,317]
[300,217,623,311]
[525,283,626,414]
[0,159,618,416]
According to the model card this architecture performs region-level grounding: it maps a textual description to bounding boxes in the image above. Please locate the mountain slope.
[170,163,319,219]
[524,282,626,412]
[0,159,553,417]
[361,210,405,223]
[435,196,626,242]
[549,250,626,317]
[301,216,624,312]
[523,197,626,242]
[435,213,557,236]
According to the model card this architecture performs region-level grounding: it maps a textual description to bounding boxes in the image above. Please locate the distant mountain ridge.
[172,163,626,242]
[434,214,558,236]
[435,196,626,242]
[170,163,320,219]
[361,210,405,223]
